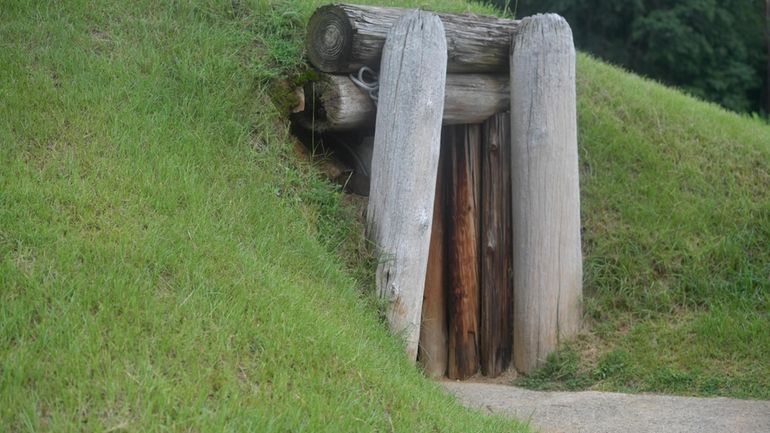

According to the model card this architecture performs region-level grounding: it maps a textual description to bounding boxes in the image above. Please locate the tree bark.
[294,74,509,132]
[510,14,583,374]
[307,4,519,73]
[366,11,447,362]
[418,143,448,378]
[446,124,481,380]
[479,112,513,378]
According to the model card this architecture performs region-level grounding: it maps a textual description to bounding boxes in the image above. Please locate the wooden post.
[307,4,519,73]
[446,124,481,380]
[510,14,583,374]
[418,141,448,378]
[294,74,509,132]
[366,10,447,362]
[480,112,513,377]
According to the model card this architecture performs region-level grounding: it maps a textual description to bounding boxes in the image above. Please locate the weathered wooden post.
[418,142,448,378]
[366,10,447,361]
[480,112,513,377]
[510,14,583,373]
[446,124,482,380]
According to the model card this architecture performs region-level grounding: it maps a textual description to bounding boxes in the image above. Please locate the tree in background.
[765,0,770,114]
[494,0,767,114]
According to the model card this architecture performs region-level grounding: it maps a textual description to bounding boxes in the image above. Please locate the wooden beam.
[294,74,509,132]
[366,10,447,362]
[307,4,519,73]
[510,14,583,374]
[446,124,481,380]
[479,112,513,378]
[418,142,448,378]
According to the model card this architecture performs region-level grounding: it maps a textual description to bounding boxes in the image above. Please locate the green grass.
[1,1,769,431]
[0,0,531,431]
[514,55,770,399]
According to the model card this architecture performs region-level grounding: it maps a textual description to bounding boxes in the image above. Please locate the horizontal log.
[295,74,509,131]
[307,4,519,73]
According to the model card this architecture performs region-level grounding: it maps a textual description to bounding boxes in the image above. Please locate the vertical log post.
[447,124,482,380]
[366,10,448,361]
[510,14,583,374]
[480,112,513,377]
[418,142,448,378]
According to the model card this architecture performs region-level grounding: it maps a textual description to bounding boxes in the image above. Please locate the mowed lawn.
[0,0,529,432]
[1,0,769,432]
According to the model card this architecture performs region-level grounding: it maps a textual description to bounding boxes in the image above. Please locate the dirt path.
[443,382,770,433]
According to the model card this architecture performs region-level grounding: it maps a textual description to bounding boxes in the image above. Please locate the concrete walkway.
[443,382,770,433]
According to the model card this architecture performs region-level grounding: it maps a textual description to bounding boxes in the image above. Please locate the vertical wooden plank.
[418,138,448,378]
[480,112,513,377]
[510,14,583,373]
[447,124,481,380]
[366,10,448,361]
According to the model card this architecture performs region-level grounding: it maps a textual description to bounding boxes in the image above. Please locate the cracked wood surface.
[510,14,582,373]
[480,112,513,378]
[418,142,448,378]
[307,4,519,73]
[296,73,509,132]
[446,124,481,380]
[366,10,447,361]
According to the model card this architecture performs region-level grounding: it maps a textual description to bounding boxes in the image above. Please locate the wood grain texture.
[510,14,583,374]
[297,75,374,132]
[307,4,519,73]
[366,10,447,362]
[418,143,448,378]
[446,124,481,380]
[295,74,509,132]
[480,112,512,378]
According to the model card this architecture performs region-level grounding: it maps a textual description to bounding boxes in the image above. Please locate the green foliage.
[594,349,631,381]
[495,0,767,113]
[513,346,595,391]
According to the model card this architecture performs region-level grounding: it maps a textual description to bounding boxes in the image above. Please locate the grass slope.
[516,55,770,399]
[1,2,768,432]
[259,0,770,399]
[0,0,530,431]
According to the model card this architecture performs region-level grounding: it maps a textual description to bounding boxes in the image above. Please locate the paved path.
[443,382,770,433]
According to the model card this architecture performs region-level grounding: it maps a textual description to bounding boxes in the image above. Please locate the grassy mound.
[0,0,529,431]
[2,1,768,431]
[516,55,770,398]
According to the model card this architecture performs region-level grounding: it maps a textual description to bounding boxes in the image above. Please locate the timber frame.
[295,4,583,378]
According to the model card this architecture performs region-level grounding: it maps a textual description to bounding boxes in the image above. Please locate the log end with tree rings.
[307,5,355,73]
[306,4,520,74]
